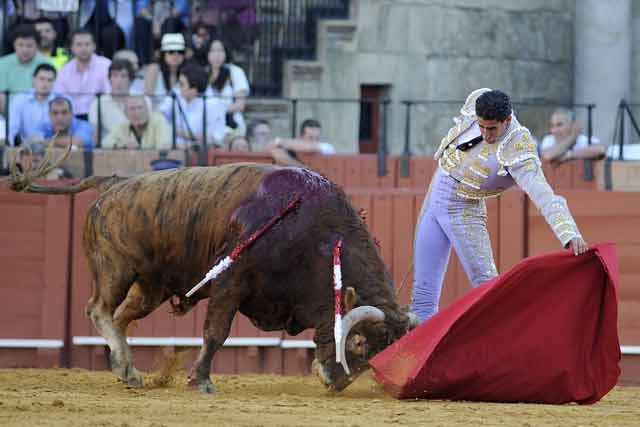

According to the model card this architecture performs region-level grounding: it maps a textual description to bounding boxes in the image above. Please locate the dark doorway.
[358,85,387,154]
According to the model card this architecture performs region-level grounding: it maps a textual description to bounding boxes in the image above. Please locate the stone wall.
[284,0,576,154]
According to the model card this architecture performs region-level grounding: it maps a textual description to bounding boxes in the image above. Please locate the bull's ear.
[344,287,358,312]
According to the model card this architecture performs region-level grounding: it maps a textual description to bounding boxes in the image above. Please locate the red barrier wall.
[0,188,71,367]
[0,157,635,383]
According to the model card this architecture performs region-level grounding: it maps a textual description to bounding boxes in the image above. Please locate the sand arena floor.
[1,367,639,426]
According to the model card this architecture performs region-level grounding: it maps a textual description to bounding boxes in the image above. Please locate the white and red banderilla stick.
[333,239,344,368]
[186,195,301,298]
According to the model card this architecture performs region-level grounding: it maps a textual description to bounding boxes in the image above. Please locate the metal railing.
[399,100,596,180]
[2,90,604,182]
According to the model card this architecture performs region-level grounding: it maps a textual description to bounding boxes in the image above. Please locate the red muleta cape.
[370,243,621,404]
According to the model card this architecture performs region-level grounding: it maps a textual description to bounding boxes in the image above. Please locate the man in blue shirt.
[8,63,62,146]
[39,97,94,150]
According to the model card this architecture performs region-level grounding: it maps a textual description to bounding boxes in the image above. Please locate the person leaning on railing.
[540,108,605,164]
[268,119,336,167]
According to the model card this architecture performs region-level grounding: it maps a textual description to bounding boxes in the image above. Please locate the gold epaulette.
[434,116,476,160]
[496,126,539,175]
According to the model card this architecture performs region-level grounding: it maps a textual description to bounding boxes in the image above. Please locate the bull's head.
[312,287,420,391]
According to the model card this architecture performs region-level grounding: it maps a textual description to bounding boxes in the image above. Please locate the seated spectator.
[246,118,272,150]
[103,95,171,150]
[228,135,250,152]
[269,119,336,166]
[113,49,145,93]
[205,38,249,136]
[159,64,226,148]
[38,96,94,150]
[144,33,186,107]
[540,108,605,164]
[34,17,69,70]
[8,63,62,146]
[89,59,150,143]
[0,24,53,115]
[54,29,111,120]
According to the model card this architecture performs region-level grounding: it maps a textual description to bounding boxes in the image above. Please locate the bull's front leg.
[188,289,240,394]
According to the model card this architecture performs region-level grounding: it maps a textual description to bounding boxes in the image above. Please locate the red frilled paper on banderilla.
[370,243,621,404]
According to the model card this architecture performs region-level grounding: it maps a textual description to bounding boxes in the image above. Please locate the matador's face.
[478,115,512,144]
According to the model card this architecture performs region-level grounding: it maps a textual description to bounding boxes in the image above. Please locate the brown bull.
[9,155,417,393]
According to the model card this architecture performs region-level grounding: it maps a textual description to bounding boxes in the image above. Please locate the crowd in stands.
[0,2,336,178]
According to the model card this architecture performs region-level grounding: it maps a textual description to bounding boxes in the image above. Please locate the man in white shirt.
[540,108,605,164]
[8,63,61,145]
[159,64,226,148]
[269,119,336,166]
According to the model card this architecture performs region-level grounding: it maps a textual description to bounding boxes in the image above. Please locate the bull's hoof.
[125,369,144,388]
[188,376,216,394]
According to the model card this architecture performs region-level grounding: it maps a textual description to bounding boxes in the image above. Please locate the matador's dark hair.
[475,90,512,122]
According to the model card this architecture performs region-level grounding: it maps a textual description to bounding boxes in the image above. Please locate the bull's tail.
[5,139,127,195]
[11,174,126,195]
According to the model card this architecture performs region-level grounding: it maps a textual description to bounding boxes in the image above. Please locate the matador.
[412,89,589,323]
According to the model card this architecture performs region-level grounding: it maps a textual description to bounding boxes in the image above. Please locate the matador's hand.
[568,237,589,256]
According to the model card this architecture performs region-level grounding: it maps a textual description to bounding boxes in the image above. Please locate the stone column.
[575,0,632,145]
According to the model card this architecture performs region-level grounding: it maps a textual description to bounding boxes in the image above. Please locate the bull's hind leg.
[110,282,171,386]
[85,261,141,386]
[189,284,245,394]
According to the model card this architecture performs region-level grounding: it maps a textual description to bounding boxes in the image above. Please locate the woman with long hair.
[206,38,250,136]
[143,33,186,106]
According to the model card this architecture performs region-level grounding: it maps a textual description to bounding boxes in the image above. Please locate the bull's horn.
[338,306,385,375]
[407,312,421,329]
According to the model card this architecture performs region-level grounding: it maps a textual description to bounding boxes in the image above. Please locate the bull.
[8,150,418,393]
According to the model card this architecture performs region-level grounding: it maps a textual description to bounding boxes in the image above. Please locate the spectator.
[228,135,250,151]
[190,22,217,67]
[38,96,94,150]
[103,95,171,150]
[113,49,145,93]
[159,63,226,148]
[78,0,145,59]
[123,1,190,65]
[8,63,62,146]
[54,29,111,120]
[205,38,249,136]
[540,108,605,164]
[246,118,272,150]
[89,59,149,143]
[34,17,69,70]
[144,33,186,106]
[269,119,336,166]
[0,25,52,115]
